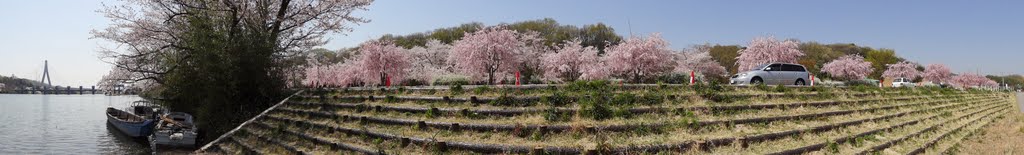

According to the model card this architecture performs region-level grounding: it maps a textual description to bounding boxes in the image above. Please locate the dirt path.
[1019,92,1024,112]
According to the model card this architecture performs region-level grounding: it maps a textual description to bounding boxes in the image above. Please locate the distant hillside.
[0,75,50,92]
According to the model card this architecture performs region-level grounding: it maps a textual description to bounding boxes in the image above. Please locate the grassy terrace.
[197,82,1014,154]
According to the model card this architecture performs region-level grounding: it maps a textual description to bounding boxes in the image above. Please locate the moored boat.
[105,107,156,137]
[151,112,198,148]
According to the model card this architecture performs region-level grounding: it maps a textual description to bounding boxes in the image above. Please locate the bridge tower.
[41,60,52,86]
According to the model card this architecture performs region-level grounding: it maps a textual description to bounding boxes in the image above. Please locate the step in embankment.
[195,86,1014,154]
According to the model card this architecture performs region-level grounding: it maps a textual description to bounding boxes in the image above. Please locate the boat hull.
[151,131,197,147]
[151,112,199,148]
[106,108,155,137]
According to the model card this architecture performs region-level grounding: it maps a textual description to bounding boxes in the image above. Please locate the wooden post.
[400,138,410,147]
[538,125,548,134]
[530,147,544,155]
[417,121,427,130]
[450,123,460,132]
[436,141,448,152]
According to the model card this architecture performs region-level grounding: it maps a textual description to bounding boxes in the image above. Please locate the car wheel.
[795,79,805,86]
[751,77,763,85]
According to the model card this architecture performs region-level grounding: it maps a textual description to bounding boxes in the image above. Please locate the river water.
[0,94,151,154]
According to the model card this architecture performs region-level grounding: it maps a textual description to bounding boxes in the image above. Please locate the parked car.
[891,78,914,87]
[730,63,810,86]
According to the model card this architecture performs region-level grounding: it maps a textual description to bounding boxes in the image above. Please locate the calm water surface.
[0,94,151,154]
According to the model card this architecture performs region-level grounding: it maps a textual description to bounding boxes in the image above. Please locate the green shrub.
[851,85,878,92]
[845,80,876,87]
[612,93,638,105]
[490,94,526,106]
[579,92,612,120]
[656,73,689,84]
[773,84,789,93]
[543,106,568,122]
[542,91,572,107]
[425,105,438,118]
[674,109,697,127]
[472,86,491,95]
[754,83,771,91]
[384,95,398,103]
[432,75,470,86]
[566,80,613,93]
[693,81,731,103]
[639,91,665,105]
[449,84,464,95]
[612,106,633,118]
[812,86,835,99]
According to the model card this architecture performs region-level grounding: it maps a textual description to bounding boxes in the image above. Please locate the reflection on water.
[0,94,151,154]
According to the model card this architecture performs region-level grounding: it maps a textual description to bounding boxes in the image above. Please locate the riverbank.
[196,84,1014,154]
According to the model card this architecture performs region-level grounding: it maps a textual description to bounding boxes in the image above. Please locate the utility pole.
[627,18,633,37]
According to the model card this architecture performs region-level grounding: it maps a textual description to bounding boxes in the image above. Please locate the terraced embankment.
[196,84,1014,154]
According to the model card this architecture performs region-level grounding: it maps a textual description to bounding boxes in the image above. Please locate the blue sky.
[1,0,1021,86]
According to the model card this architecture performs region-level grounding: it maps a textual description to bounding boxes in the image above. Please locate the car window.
[782,64,805,72]
[751,64,770,71]
[767,64,782,71]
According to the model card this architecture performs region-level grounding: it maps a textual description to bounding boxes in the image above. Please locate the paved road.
[1018,92,1024,112]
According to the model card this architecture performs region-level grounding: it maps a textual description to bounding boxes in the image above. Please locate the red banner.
[515,71,521,86]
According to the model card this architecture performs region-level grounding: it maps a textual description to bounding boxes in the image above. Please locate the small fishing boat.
[151,112,198,148]
[106,107,156,137]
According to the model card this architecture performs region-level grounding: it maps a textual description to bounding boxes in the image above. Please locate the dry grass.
[205,87,1009,154]
[954,112,1024,155]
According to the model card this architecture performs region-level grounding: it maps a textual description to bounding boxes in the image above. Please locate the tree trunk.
[380,72,386,86]
[488,72,495,85]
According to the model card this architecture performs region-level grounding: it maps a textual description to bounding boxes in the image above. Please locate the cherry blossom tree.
[331,62,363,87]
[605,33,676,82]
[513,31,549,84]
[93,0,371,86]
[541,39,604,82]
[449,26,525,85]
[355,40,411,86]
[820,55,873,80]
[882,61,921,79]
[950,73,996,89]
[736,36,804,71]
[674,44,728,78]
[408,39,453,84]
[922,64,952,84]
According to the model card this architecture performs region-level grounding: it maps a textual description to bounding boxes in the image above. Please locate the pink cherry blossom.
[882,61,921,79]
[820,55,873,80]
[736,36,804,71]
[922,64,952,84]
[355,40,411,86]
[449,26,526,84]
[541,39,605,82]
[605,33,676,82]
[674,44,728,78]
[408,39,453,84]
[950,73,997,89]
